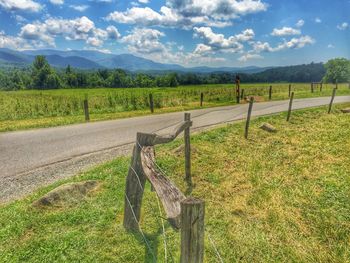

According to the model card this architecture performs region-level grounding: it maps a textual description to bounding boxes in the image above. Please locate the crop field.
[1,103,349,262]
[0,83,349,131]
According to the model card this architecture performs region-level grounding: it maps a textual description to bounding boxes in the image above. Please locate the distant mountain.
[0,48,270,73]
[44,55,103,69]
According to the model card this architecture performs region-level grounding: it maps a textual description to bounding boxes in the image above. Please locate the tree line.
[0,56,349,91]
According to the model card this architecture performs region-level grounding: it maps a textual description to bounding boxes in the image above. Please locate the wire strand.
[207,230,224,263]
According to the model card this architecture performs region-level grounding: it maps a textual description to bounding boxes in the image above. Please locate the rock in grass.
[32,180,100,208]
[341,108,350,113]
[260,123,277,133]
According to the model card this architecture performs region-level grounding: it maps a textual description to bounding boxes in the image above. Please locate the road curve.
[1,95,350,203]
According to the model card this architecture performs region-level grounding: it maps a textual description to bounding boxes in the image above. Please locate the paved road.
[1,95,350,202]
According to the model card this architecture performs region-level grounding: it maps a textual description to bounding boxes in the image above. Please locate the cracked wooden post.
[269,85,272,100]
[83,98,90,122]
[123,133,147,231]
[184,113,192,185]
[288,84,291,98]
[180,197,205,263]
[200,92,204,107]
[287,92,294,122]
[149,93,154,113]
[241,88,245,100]
[328,88,337,114]
[245,97,254,139]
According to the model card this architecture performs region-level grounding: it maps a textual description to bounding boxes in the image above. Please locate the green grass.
[1,83,349,132]
[1,103,350,262]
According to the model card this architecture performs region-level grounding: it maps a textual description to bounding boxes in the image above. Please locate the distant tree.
[31,55,60,89]
[65,65,78,87]
[323,58,350,83]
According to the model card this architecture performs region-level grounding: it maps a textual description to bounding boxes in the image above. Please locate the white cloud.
[327,44,335,48]
[315,17,321,23]
[296,19,304,27]
[193,27,254,54]
[18,16,119,48]
[138,0,149,3]
[121,28,166,54]
[50,0,64,5]
[106,25,121,39]
[70,5,89,12]
[0,0,42,12]
[337,22,349,30]
[106,0,268,29]
[238,53,263,62]
[250,35,315,53]
[0,30,32,49]
[271,27,301,36]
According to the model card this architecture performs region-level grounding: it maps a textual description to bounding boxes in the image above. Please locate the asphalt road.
[1,95,350,202]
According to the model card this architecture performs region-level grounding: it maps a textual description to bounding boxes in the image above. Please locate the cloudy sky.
[0,0,349,67]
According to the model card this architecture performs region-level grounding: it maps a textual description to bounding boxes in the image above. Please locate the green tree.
[323,58,350,83]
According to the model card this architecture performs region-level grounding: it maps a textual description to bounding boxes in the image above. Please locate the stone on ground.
[32,180,100,208]
[341,108,350,113]
[260,123,277,133]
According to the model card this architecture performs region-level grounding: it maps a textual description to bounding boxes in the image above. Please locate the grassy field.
[0,82,349,132]
[1,103,349,262]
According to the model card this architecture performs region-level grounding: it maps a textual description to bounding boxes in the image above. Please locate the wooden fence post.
[287,92,294,122]
[184,113,192,185]
[320,82,323,91]
[180,197,205,263]
[200,92,204,107]
[328,88,337,114]
[123,133,147,231]
[83,99,90,122]
[269,85,272,100]
[335,79,338,90]
[241,89,244,100]
[288,84,291,98]
[245,97,254,139]
[311,83,314,93]
[149,94,154,113]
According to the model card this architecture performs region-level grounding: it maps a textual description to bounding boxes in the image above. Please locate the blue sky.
[0,0,349,67]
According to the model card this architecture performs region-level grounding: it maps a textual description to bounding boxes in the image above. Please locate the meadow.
[0,83,349,131]
[1,103,349,262]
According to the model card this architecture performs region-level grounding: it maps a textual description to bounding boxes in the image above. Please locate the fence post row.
[328,88,337,114]
[288,84,291,98]
[245,97,254,139]
[240,89,245,100]
[184,112,192,186]
[180,197,205,263]
[149,93,154,113]
[269,85,272,100]
[287,92,294,122]
[83,99,90,122]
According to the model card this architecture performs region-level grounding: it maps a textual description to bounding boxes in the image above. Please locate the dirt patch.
[32,180,100,208]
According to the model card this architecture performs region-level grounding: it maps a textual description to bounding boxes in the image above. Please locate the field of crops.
[0,83,349,131]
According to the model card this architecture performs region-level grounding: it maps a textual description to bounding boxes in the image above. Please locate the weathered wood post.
[200,92,204,107]
[328,88,337,114]
[245,97,254,139]
[287,92,294,122]
[83,98,90,122]
[288,84,291,98]
[320,82,323,91]
[123,133,147,231]
[336,79,338,90]
[180,197,205,263]
[184,113,192,185]
[149,93,154,113]
[241,89,245,100]
[269,85,272,100]
[311,83,314,93]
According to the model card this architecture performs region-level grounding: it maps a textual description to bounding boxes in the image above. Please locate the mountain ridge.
[0,48,272,73]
